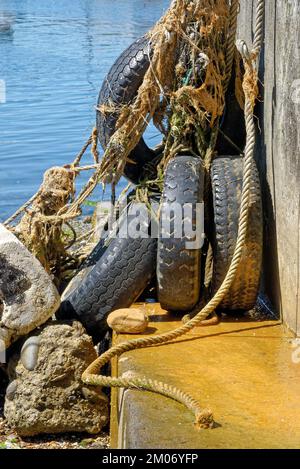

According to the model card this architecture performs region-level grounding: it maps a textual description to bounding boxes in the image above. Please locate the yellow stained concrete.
[110,304,300,449]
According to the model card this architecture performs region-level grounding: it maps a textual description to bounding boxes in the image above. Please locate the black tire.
[97,36,244,180]
[61,227,110,300]
[61,190,138,299]
[97,36,156,184]
[157,155,204,311]
[58,206,157,340]
[210,155,263,310]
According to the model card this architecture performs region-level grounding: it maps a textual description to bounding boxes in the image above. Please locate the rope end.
[194,408,214,430]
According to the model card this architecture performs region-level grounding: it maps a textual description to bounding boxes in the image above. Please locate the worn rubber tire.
[59,208,157,340]
[211,155,263,310]
[157,156,204,311]
[97,36,245,179]
[97,36,156,184]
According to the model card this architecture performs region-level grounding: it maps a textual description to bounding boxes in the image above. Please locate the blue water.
[0,0,170,221]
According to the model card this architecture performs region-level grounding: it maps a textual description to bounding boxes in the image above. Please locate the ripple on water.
[0,0,170,221]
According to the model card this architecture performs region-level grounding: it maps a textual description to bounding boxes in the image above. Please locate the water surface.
[0,0,170,221]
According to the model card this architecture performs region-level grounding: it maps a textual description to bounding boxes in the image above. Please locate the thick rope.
[3,190,42,227]
[83,0,265,428]
[253,0,265,55]
[72,135,93,167]
[224,0,240,93]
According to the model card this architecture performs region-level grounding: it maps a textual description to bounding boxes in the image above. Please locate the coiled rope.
[82,0,265,429]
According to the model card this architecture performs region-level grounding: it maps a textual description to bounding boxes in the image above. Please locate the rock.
[20,336,41,371]
[0,224,60,349]
[107,308,148,334]
[4,321,109,436]
[5,380,18,400]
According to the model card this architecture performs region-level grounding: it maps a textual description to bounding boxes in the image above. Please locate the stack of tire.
[59,37,263,340]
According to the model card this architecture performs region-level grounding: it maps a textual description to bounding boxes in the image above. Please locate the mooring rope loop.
[82,0,265,429]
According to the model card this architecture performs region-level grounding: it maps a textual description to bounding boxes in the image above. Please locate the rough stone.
[107,308,149,334]
[20,336,41,371]
[0,224,60,348]
[4,321,109,436]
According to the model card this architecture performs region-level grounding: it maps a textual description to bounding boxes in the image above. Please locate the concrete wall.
[237,0,300,335]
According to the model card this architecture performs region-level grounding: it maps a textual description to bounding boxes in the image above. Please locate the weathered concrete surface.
[237,1,300,335]
[5,321,109,436]
[0,224,60,348]
[111,304,300,449]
